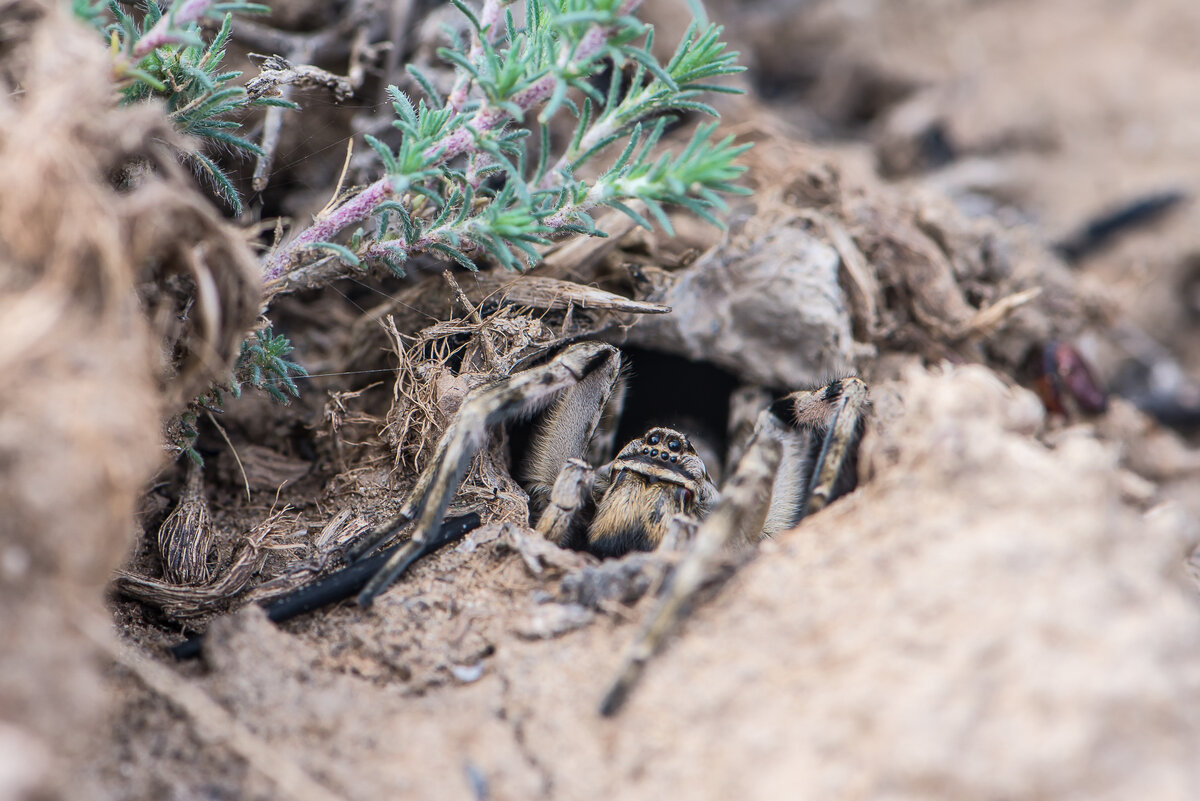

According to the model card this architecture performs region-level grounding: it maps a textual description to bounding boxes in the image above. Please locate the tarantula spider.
[348,339,867,594]
[342,341,867,709]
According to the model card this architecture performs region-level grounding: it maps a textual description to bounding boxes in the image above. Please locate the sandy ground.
[5,1,1200,800]
[97,367,1200,801]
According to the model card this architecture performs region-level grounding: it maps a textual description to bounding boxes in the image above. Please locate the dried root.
[115,507,291,620]
[156,461,216,585]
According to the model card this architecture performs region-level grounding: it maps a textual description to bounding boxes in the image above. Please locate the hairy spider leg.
[600,377,870,715]
[729,378,869,540]
[585,371,628,467]
[790,376,868,517]
[724,385,774,478]
[534,458,595,547]
[600,425,783,716]
[523,347,623,510]
[354,342,621,607]
[756,409,812,540]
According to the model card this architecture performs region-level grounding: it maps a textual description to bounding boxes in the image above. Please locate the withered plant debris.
[115,506,291,620]
[156,460,216,585]
[0,1,254,796]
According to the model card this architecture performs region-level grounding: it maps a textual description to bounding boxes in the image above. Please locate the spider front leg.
[353,341,621,607]
[534,458,594,548]
[600,422,783,716]
[787,375,869,517]
[600,376,870,714]
[726,377,870,539]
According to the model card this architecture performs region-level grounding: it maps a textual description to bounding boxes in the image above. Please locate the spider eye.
[648,433,660,445]
[668,439,680,452]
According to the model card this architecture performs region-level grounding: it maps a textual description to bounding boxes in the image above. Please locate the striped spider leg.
[600,376,869,715]
[348,341,622,607]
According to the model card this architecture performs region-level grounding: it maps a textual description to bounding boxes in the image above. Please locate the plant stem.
[262,0,661,286]
[446,0,505,112]
[132,0,215,59]
[264,177,395,281]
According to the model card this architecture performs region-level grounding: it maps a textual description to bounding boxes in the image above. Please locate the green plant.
[265,0,749,282]
[74,0,307,461]
[170,327,307,463]
[77,0,748,463]
[76,0,296,213]
[232,327,308,403]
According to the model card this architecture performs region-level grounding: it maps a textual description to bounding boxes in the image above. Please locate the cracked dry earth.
[96,366,1200,800]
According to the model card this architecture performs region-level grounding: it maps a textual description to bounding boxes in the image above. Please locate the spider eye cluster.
[638,429,687,463]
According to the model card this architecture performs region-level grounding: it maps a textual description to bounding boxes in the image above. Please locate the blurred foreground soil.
[4,1,1200,800]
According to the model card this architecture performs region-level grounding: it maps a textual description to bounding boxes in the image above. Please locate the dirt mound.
[0,2,256,797]
[97,367,1200,801]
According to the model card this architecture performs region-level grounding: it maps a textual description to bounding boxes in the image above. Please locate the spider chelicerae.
[341,341,868,712]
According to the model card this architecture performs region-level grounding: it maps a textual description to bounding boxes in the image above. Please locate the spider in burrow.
[342,341,869,712]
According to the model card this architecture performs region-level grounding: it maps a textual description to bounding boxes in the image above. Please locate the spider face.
[611,427,711,494]
[588,427,718,556]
